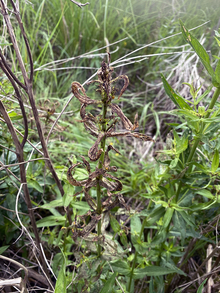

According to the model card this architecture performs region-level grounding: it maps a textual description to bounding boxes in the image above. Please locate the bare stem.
[96,100,108,256]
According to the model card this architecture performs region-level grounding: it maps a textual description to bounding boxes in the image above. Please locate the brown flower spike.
[68,60,154,240]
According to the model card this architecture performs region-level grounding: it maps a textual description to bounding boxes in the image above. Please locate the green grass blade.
[196,278,207,293]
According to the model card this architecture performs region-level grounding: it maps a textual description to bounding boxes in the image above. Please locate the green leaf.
[179,20,215,80]
[163,207,174,229]
[71,201,90,213]
[177,109,200,120]
[191,201,216,211]
[211,149,219,172]
[215,30,220,38]
[133,265,186,279]
[197,189,214,200]
[131,215,143,244]
[197,278,207,293]
[8,111,23,121]
[36,215,66,228]
[142,206,165,227]
[173,211,186,245]
[40,199,63,209]
[110,259,131,276]
[100,272,117,293]
[0,245,9,254]
[0,42,12,46]
[161,74,192,110]
[163,261,187,276]
[54,253,66,293]
[28,179,43,193]
[120,231,128,246]
[63,184,75,207]
[173,130,188,155]
[110,215,121,233]
[178,211,195,227]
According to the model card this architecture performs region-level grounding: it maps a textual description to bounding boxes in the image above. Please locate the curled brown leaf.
[111,104,133,130]
[67,163,87,186]
[84,188,97,211]
[72,81,101,105]
[104,145,120,171]
[111,75,129,100]
[88,132,105,161]
[80,155,91,174]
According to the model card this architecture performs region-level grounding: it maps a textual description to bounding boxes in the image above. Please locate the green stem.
[206,86,220,114]
[97,100,108,257]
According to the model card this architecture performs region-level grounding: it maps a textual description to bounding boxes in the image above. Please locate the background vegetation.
[0,0,220,292]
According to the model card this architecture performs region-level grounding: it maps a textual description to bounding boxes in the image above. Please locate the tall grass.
[22,0,220,100]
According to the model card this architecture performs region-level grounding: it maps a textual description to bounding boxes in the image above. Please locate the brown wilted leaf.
[83,120,99,136]
[67,163,88,186]
[111,75,129,100]
[79,105,99,136]
[86,168,105,188]
[100,173,122,192]
[84,188,97,211]
[131,132,155,142]
[102,193,114,207]
[104,145,120,171]
[80,103,86,119]
[107,131,131,138]
[72,81,102,105]
[88,132,105,161]
[80,213,102,238]
[117,193,130,211]
[111,104,133,130]
[102,197,120,212]
[80,155,91,174]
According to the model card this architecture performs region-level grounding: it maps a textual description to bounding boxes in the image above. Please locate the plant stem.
[206,86,220,114]
[97,100,108,257]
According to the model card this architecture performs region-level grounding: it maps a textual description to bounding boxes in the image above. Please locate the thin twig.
[111,20,211,66]
[0,157,50,170]
[69,0,89,8]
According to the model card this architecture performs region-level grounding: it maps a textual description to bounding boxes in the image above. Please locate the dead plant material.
[67,60,153,241]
